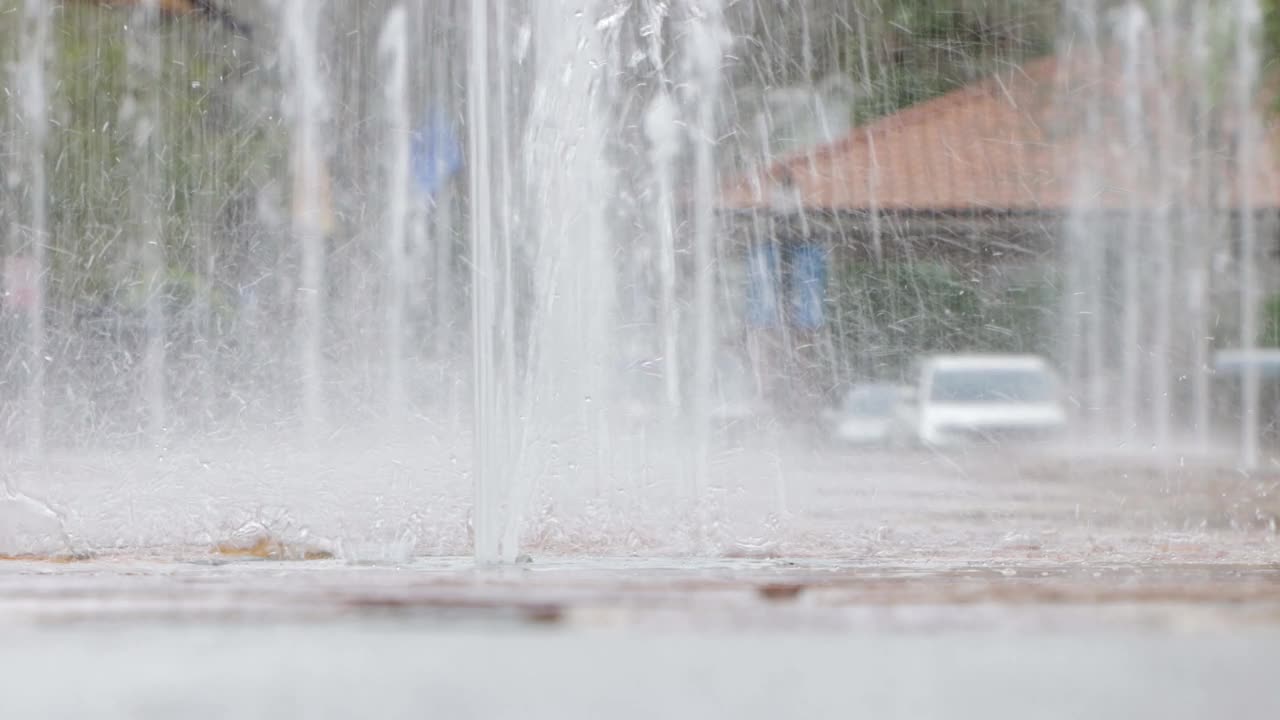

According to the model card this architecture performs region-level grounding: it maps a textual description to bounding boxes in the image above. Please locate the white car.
[823,383,907,445]
[893,354,1067,448]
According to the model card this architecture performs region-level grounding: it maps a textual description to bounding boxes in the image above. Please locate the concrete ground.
[2,429,1279,717]
[2,559,1280,719]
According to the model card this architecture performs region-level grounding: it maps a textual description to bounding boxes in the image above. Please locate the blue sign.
[787,243,828,331]
[745,243,782,330]
[411,108,463,198]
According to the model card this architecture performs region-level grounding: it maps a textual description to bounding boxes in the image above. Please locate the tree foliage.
[1266,0,1280,76]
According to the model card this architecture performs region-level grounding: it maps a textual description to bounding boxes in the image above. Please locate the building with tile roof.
[719,54,1280,263]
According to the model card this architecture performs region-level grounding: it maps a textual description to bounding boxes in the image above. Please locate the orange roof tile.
[720,55,1280,212]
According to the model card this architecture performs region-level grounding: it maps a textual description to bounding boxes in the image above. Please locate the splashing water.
[0,2,1277,566]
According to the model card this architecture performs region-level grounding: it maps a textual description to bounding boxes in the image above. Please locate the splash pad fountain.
[2,3,1280,716]
[0,0,1275,602]
[1058,0,1275,462]
[0,0,785,563]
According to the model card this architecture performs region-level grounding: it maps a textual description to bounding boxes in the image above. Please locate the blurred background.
[5,1,1280,561]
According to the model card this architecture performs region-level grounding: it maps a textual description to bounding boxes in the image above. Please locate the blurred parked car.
[892,354,1066,448]
[822,383,906,445]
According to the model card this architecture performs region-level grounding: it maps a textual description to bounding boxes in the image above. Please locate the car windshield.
[843,387,898,416]
[929,367,1055,404]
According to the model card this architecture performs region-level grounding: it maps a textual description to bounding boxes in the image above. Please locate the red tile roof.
[720,55,1280,212]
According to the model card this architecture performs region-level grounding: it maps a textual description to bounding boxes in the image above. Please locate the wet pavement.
[4,617,1276,720]
[3,429,1278,563]
[0,545,1278,713]
[2,558,1280,719]
[3,435,1280,717]
[3,557,1280,627]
